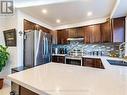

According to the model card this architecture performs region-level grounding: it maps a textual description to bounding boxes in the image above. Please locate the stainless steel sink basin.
[107,60,127,66]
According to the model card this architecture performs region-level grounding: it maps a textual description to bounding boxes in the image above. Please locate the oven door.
[65,57,82,66]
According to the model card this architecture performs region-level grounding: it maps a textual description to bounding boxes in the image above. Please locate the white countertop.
[8,57,127,95]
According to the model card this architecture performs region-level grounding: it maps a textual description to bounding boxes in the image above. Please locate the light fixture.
[87,11,93,16]
[56,19,61,23]
[42,9,47,14]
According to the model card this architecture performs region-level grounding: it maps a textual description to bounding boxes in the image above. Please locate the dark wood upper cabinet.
[57,29,68,44]
[84,26,91,44]
[57,27,84,44]
[84,24,101,44]
[56,17,125,44]
[76,27,84,37]
[112,17,125,42]
[100,20,112,43]
[24,19,51,33]
[67,28,77,38]
[24,20,36,31]
[67,27,84,38]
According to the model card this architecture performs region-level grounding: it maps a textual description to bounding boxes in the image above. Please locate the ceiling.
[14,0,75,8]
[14,0,127,30]
[111,0,127,18]
[18,0,116,29]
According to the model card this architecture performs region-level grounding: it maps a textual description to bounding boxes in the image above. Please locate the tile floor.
[0,84,11,95]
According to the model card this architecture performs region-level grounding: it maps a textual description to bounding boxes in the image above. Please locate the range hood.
[67,37,84,41]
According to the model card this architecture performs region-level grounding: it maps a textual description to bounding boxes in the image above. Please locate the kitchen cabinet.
[24,19,51,33]
[100,17,125,43]
[84,24,101,44]
[112,17,125,42]
[76,27,84,37]
[57,29,68,44]
[52,56,65,63]
[68,28,76,38]
[20,86,38,95]
[82,58,104,69]
[56,17,125,44]
[57,27,84,44]
[24,20,36,31]
[67,27,84,38]
[100,20,112,43]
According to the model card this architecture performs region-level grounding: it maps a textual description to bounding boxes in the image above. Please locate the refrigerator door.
[43,32,52,63]
[35,31,44,66]
[24,31,34,67]
[24,30,52,67]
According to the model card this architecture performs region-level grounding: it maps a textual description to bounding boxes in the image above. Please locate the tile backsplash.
[52,43,121,57]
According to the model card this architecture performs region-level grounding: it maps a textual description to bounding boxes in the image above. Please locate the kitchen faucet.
[119,42,127,58]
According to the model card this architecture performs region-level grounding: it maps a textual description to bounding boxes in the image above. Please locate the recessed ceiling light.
[42,9,47,14]
[87,12,93,16]
[56,19,61,23]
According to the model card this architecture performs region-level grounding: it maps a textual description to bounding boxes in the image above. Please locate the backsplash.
[52,43,121,57]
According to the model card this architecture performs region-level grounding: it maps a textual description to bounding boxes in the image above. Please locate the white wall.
[0,15,18,84]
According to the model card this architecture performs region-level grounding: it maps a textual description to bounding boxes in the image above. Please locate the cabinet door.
[57,30,68,44]
[20,86,38,95]
[94,59,104,69]
[67,27,84,38]
[24,20,35,31]
[101,21,112,43]
[84,25,101,44]
[83,58,104,69]
[68,28,77,38]
[52,56,57,62]
[83,58,94,67]
[84,26,91,44]
[91,25,101,43]
[76,27,84,37]
[112,17,125,42]
[58,56,65,63]
[52,56,65,63]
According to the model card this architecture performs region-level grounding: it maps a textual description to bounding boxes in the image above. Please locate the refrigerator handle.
[24,34,27,40]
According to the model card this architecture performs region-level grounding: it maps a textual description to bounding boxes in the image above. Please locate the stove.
[65,55,82,66]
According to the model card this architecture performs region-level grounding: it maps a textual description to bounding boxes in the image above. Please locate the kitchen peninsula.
[8,58,127,95]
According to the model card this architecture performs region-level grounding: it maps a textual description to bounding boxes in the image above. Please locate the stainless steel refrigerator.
[23,30,52,67]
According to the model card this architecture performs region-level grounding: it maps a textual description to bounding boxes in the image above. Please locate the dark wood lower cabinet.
[82,58,104,69]
[52,56,65,63]
[20,86,38,95]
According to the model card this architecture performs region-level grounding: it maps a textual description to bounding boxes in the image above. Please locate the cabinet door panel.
[101,21,112,43]
[24,20,35,31]
[52,56,65,63]
[92,25,101,43]
[68,28,76,38]
[112,17,125,42]
[76,27,84,37]
[52,56,57,62]
[84,25,101,44]
[57,30,68,44]
[84,58,94,67]
[20,86,38,95]
[83,58,104,69]
[84,26,91,44]
[94,59,104,69]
